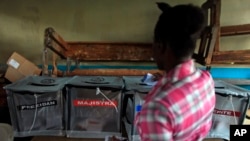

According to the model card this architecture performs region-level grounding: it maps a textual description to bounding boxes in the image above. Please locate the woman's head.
[153,2,205,71]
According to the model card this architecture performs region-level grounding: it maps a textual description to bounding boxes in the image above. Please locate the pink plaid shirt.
[135,59,215,141]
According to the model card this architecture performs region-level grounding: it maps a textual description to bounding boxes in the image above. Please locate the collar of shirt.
[165,59,196,83]
[146,59,196,100]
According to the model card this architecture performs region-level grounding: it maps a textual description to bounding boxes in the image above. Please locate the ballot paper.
[140,73,157,86]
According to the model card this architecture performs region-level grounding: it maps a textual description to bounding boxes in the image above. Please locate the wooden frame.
[43,0,250,78]
[212,24,250,64]
[192,0,220,67]
[43,28,159,76]
[43,0,221,76]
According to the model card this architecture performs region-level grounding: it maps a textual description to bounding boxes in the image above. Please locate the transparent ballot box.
[122,76,155,141]
[4,76,69,137]
[205,80,250,140]
[65,76,124,139]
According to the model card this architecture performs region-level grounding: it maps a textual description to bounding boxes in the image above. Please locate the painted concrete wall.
[0,0,250,64]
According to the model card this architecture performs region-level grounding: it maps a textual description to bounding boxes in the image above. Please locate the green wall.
[0,0,250,65]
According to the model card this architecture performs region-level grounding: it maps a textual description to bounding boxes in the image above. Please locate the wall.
[220,0,250,51]
[1,0,250,64]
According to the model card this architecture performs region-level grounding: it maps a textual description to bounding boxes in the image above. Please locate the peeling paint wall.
[0,0,250,65]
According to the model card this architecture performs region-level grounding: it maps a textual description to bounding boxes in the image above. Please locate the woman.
[135,2,216,141]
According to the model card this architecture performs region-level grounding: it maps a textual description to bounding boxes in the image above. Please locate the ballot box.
[65,76,124,139]
[122,76,155,141]
[4,76,69,137]
[205,80,250,140]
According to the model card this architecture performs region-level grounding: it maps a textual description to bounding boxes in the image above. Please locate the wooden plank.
[46,40,68,59]
[193,26,218,66]
[214,0,221,52]
[211,50,250,64]
[221,24,250,36]
[205,26,219,65]
[67,42,153,61]
[45,27,70,51]
[201,0,221,52]
[67,69,162,76]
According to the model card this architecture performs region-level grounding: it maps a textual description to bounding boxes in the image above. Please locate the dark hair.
[154,2,205,58]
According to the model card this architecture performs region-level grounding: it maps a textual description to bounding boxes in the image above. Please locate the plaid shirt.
[135,59,215,141]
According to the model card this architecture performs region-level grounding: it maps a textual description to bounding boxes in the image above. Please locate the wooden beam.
[221,24,250,36]
[201,0,221,52]
[67,42,153,61]
[64,69,162,76]
[212,50,250,64]
[45,40,68,59]
[45,27,70,51]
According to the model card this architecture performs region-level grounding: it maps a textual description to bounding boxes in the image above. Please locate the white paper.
[8,59,20,69]
[141,73,157,86]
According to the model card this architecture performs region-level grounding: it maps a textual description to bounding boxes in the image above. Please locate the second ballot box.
[65,76,124,139]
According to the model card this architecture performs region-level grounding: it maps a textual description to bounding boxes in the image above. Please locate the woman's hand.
[152,72,163,81]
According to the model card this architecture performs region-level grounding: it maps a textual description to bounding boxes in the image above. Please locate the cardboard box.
[5,52,42,82]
